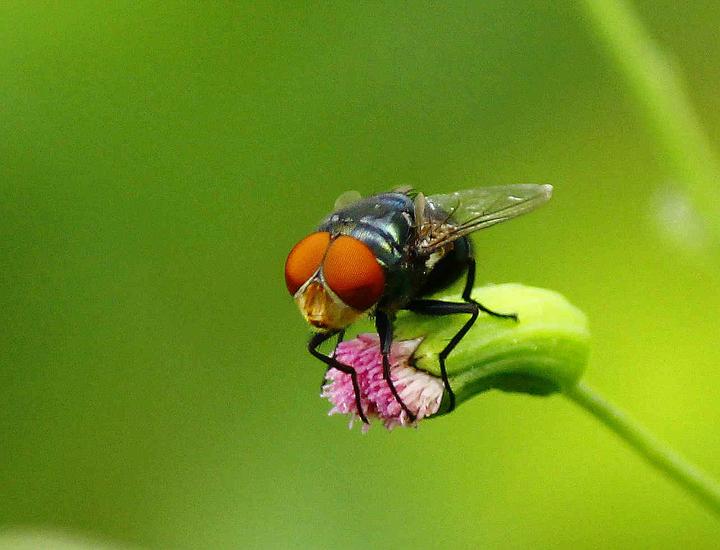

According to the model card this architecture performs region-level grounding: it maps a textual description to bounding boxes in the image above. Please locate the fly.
[284,184,553,424]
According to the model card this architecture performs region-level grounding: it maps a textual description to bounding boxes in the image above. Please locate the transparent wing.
[418,184,553,253]
[333,190,362,210]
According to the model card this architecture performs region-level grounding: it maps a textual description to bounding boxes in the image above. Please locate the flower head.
[321,333,444,431]
[319,285,590,431]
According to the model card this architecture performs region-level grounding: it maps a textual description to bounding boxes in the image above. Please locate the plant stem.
[581,0,720,243]
[565,381,720,516]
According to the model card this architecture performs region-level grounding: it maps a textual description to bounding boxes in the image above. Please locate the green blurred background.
[2,2,720,548]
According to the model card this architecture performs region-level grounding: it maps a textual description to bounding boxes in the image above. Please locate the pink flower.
[321,333,444,431]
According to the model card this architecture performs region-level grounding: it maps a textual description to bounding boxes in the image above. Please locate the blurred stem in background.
[581,0,720,251]
[577,0,720,516]
[567,383,720,517]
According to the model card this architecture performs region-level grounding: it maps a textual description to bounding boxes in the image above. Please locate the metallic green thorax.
[317,192,469,311]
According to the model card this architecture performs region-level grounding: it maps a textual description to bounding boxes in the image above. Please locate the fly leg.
[404,257,517,412]
[333,329,346,357]
[320,329,345,391]
[463,257,517,321]
[375,311,417,422]
[309,331,368,424]
[403,299,478,412]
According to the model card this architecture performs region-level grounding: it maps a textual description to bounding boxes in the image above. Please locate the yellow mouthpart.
[295,280,363,332]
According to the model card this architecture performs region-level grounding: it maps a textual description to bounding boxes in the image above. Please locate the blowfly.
[285,184,553,424]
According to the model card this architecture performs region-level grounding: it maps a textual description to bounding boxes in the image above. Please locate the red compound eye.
[323,235,385,311]
[285,232,330,295]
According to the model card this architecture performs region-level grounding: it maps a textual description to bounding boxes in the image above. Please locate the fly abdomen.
[417,235,472,296]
